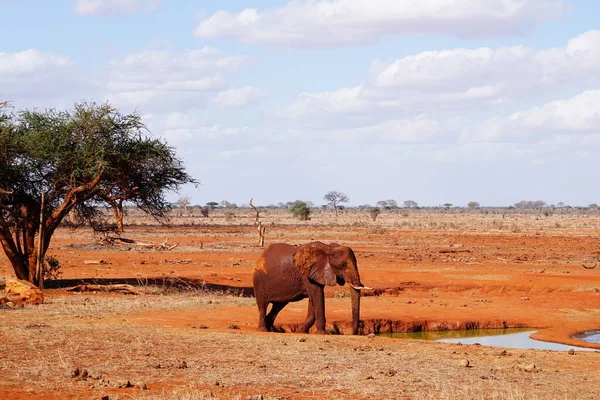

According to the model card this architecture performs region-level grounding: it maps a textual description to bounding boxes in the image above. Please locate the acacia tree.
[94,136,195,233]
[324,191,349,216]
[0,102,196,286]
[467,201,481,209]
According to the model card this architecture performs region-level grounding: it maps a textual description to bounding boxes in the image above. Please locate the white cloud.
[194,0,566,48]
[0,49,87,105]
[213,86,269,109]
[104,47,251,111]
[74,0,160,17]
[475,90,600,142]
[283,30,600,120]
[159,111,246,143]
[287,86,367,118]
[326,117,451,143]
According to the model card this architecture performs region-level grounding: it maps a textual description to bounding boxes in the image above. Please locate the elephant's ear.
[293,243,337,286]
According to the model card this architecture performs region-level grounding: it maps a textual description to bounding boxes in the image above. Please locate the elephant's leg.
[256,297,269,332]
[297,298,315,333]
[265,301,288,332]
[307,284,328,334]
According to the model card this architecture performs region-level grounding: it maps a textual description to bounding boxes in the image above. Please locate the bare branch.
[249,198,260,224]
[249,198,266,247]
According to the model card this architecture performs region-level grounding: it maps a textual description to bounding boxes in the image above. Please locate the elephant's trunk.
[351,287,361,335]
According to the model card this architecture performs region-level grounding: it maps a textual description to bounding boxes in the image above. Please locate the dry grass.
[109,207,600,238]
[1,291,599,400]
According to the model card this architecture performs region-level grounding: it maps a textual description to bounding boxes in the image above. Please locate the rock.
[3,278,44,305]
[135,382,148,390]
[177,360,188,369]
[112,378,132,388]
[523,364,537,373]
[367,333,376,339]
[299,337,307,342]
[568,349,575,355]
[458,359,470,368]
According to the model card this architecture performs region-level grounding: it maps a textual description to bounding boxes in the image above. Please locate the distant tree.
[324,191,349,216]
[404,200,418,209]
[290,201,311,221]
[206,201,219,209]
[467,201,481,209]
[588,203,599,210]
[556,202,566,208]
[276,202,286,209]
[376,200,388,209]
[368,207,381,221]
[443,203,453,209]
[176,196,191,214]
[305,201,315,208]
[377,200,397,210]
[220,200,237,209]
[514,200,547,210]
[385,199,398,208]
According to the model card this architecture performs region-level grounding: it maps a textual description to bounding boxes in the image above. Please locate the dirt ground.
[1,211,599,399]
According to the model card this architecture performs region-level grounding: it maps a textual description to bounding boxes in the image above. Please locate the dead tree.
[0,189,12,195]
[249,198,266,247]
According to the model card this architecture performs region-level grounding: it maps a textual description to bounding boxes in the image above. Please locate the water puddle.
[575,330,600,345]
[380,329,598,351]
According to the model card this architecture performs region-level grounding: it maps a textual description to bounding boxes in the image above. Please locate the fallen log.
[97,237,176,250]
[439,249,472,254]
[66,284,142,295]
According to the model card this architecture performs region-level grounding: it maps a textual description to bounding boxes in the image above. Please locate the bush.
[368,207,381,221]
[290,201,311,221]
[43,255,62,281]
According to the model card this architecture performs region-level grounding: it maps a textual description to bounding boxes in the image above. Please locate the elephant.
[252,241,371,335]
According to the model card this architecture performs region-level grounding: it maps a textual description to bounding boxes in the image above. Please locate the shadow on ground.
[45,276,255,297]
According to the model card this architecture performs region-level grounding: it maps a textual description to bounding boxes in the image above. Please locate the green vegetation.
[0,101,196,286]
[290,201,311,220]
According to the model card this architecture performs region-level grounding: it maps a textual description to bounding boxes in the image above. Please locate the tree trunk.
[110,200,125,234]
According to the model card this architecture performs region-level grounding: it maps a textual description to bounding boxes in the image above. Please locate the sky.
[1,0,599,208]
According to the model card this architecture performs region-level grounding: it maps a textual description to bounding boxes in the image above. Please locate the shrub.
[368,207,381,221]
[290,201,311,221]
[43,255,62,281]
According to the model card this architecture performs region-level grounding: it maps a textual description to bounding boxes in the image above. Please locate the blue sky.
[1,0,600,207]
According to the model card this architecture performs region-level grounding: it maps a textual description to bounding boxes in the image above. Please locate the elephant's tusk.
[352,286,373,290]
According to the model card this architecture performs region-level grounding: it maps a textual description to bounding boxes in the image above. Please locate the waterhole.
[574,330,600,345]
[380,329,597,351]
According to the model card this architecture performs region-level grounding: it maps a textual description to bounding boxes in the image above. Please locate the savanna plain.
[1,209,600,400]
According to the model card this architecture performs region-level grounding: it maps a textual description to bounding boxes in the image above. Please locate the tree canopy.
[0,102,197,286]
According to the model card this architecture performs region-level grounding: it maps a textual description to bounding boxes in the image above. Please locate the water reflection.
[575,330,600,344]
[380,329,598,351]
[379,328,531,341]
